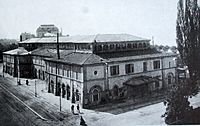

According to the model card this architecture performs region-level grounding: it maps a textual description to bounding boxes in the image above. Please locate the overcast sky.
[0,0,179,46]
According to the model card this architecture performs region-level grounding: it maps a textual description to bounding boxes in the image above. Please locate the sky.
[0,0,179,46]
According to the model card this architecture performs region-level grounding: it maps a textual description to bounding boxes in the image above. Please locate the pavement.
[0,73,80,125]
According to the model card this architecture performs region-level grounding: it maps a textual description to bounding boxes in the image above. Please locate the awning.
[123,76,161,86]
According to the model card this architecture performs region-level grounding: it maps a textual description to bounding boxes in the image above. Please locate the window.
[62,69,64,76]
[110,65,119,76]
[125,64,134,74]
[143,62,147,72]
[138,43,143,48]
[67,70,69,77]
[110,44,115,50]
[169,62,171,68]
[153,60,160,69]
[168,74,173,84]
[51,66,53,73]
[103,44,108,50]
[97,45,102,51]
[93,89,99,102]
[76,72,78,80]
[127,43,132,49]
[116,44,121,49]
[94,71,97,75]
[132,43,137,48]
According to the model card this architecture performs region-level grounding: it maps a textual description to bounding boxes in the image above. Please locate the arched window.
[90,85,102,103]
[66,85,70,100]
[97,45,102,51]
[103,44,108,50]
[143,43,147,48]
[113,85,119,96]
[109,44,115,50]
[132,43,137,48]
[138,43,143,48]
[127,43,132,49]
[116,44,121,50]
[92,89,99,102]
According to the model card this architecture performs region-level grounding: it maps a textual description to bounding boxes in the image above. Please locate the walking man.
[71,105,74,114]
[77,104,80,113]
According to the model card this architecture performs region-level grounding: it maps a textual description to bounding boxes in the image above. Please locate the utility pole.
[56,32,61,111]
[17,52,20,85]
[60,84,62,111]
[2,62,4,77]
[35,79,37,97]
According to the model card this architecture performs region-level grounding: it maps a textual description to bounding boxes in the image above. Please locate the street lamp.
[2,62,4,77]
[17,52,21,85]
[35,79,37,97]
[60,84,62,111]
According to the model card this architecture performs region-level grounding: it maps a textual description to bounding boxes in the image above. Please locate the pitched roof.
[3,47,28,55]
[20,34,150,44]
[45,52,106,65]
[31,48,74,57]
[107,52,177,63]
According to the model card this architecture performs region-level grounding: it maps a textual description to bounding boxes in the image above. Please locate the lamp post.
[17,52,20,85]
[60,84,62,111]
[2,62,4,77]
[35,79,37,97]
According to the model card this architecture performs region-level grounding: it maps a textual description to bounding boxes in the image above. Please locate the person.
[77,104,80,113]
[80,116,87,126]
[71,105,74,114]
[26,79,29,86]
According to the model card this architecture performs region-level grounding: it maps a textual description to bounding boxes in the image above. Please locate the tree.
[164,0,200,124]
[177,0,200,84]
[164,81,193,124]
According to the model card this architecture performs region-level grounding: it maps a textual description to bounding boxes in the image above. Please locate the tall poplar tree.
[164,0,200,124]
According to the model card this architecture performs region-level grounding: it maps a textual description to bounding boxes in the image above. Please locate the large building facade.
[4,34,177,108]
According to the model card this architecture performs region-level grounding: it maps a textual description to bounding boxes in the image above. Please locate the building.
[4,33,177,108]
[3,47,33,78]
[36,24,59,38]
[20,32,35,41]
[44,51,176,108]
[30,48,73,80]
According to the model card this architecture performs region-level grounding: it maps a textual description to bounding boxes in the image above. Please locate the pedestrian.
[80,116,87,126]
[71,105,74,114]
[77,104,80,113]
[26,79,29,86]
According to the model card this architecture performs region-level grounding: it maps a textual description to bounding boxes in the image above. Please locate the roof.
[107,52,177,63]
[31,48,74,57]
[3,47,28,55]
[45,52,106,65]
[19,34,150,44]
[123,76,161,86]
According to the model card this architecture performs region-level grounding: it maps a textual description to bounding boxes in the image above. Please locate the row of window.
[110,60,161,76]
[49,66,80,80]
[96,42,149,52]
[25,43,92,50]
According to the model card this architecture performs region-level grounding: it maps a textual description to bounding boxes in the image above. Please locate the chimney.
[20,35,22,42]
[57,33,60,59]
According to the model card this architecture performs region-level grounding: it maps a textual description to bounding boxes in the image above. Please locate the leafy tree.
[164,81,193,124]
[164,0,200,124]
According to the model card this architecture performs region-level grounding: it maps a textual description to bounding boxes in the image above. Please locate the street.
[0,85,41,126]
[0,75,79,126]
